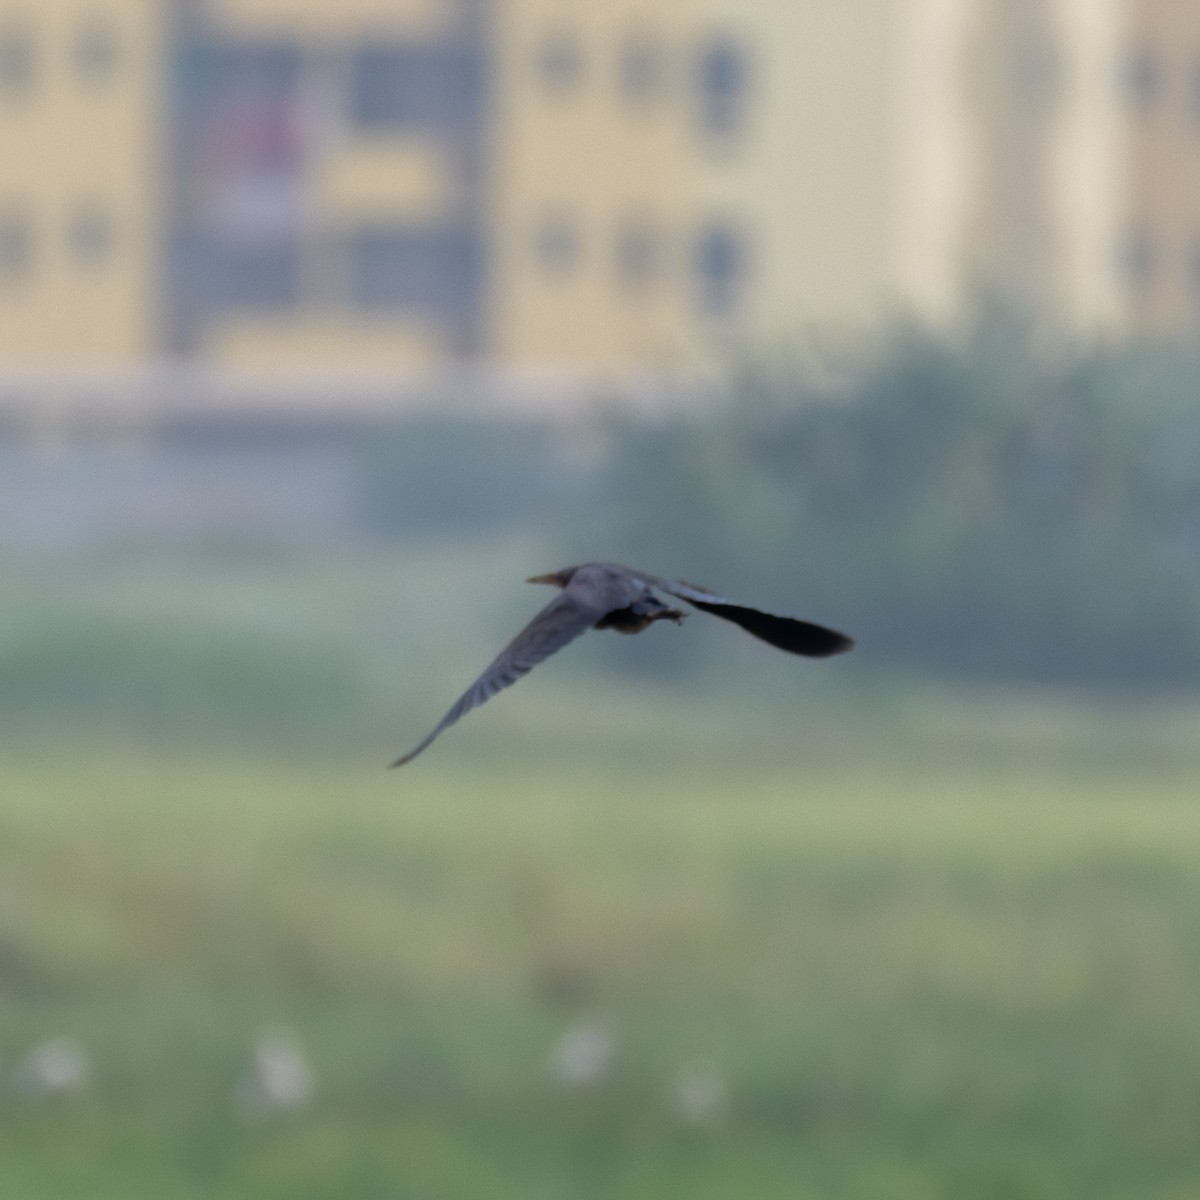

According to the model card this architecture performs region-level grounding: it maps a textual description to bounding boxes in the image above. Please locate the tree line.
[600,310,1200,687]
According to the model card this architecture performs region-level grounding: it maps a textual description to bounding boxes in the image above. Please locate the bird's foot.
[596,602,686,634]
[639,603,686,631]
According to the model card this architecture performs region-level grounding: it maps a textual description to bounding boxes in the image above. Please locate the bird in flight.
[391,562,853,766]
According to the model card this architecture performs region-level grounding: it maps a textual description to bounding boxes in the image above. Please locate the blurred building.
[703,0,916,339]
[2,0,1200,406]
[961,0,1128,334]
[176,0,749,381]
[172,0,485,374]
[1116,0,1200,337]
[949,0,1200,340]
[0,0,164,364]
[488,2,695,376]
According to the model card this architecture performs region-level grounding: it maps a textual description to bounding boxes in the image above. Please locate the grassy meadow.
[3,544,1200,1198]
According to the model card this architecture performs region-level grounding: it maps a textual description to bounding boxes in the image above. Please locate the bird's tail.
[681,597,853,657]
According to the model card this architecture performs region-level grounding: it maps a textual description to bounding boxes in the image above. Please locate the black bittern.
[392,562,853,766]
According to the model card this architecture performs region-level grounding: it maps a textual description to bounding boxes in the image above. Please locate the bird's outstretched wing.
[391,593,596,766]
[654,577,854,658]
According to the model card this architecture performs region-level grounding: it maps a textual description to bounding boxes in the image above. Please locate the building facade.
[171,0,485,372]
[946,0,1200,340]
[1115,0,1200,337]
[488,0,700,376]
[0,0,164,363]
[3,0,1200,390]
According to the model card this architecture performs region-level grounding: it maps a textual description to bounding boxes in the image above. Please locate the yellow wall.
[489,0,935,372]
[1051,0,1127,334]
[701,0,910,341]
[206,316,446,372]
[489,0,698,374]
[315,140,453,226]
[207,0,452,39]
[1118,0,1200,336]
[0,0,162,363]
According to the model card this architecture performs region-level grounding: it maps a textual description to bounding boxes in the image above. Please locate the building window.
[348,228,480,312]
[1117,227,1154,290]
[537,29,583,94]
[0,211,31,282]
[193,41,301,97]
[618,32,666,107]
[191,235,301,309]
[614,217,660,292]
[534,212,580,279]
[697,37,749,139]
[349,43,483,131]
[695,224,745,315]
[0,25,33,100]
[1013,40,1060,111]
[1121,46,1160,111]
[1190,242,1200,314]
[70,205,115,270]
[75,19,119,86]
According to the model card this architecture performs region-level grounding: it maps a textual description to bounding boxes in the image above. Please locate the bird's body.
[391,562,852,766]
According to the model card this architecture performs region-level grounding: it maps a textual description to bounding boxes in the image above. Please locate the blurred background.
[4,1,1200,1197]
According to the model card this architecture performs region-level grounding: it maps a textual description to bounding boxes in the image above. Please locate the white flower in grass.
[550,1021,615,1089]
[669,1066,729,1127]
[15,1037,92,1100]
[235,1027,316,1117]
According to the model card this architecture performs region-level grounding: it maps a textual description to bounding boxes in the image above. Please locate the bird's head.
[526,567,577,588]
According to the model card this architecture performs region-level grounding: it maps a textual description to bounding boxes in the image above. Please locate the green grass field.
[5,695,1200,1200]
[5,544,1200,1197]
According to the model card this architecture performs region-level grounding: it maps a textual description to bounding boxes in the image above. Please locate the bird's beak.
[526,572,564,585]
